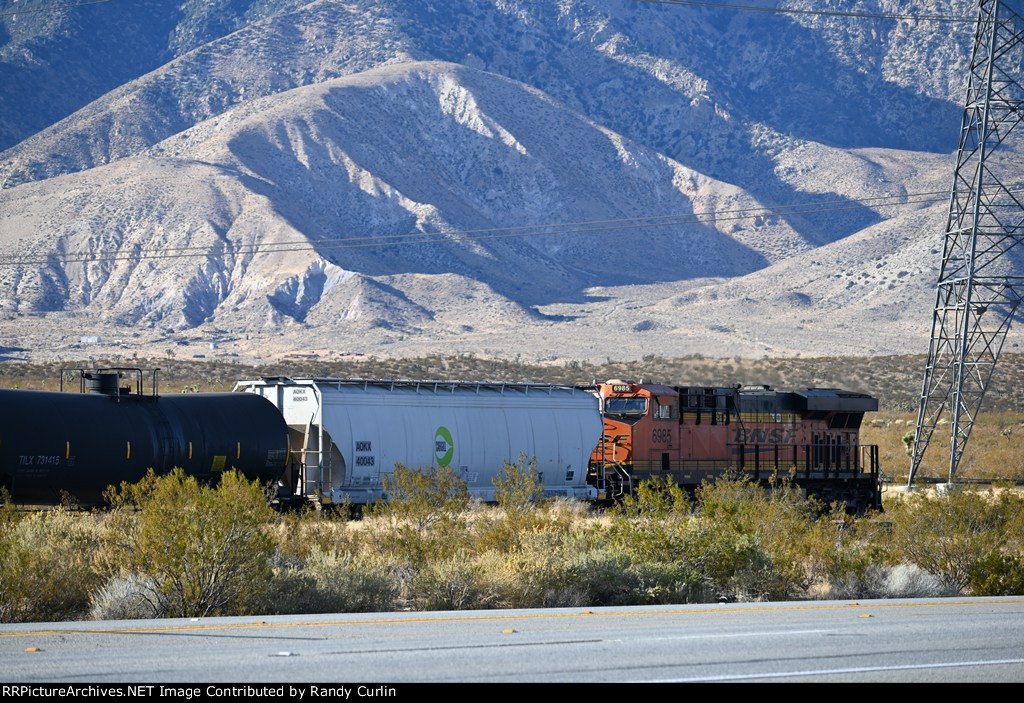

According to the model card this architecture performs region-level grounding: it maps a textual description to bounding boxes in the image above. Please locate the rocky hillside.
[1,0,1020,363]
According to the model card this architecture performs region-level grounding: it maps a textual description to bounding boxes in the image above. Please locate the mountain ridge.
[1,0,1020,363]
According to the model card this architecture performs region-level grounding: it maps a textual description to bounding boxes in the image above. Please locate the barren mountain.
[1,0,1021,363]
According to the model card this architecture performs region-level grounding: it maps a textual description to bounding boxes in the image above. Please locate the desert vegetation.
[863,410,1024,483]
[2,466,1023,624]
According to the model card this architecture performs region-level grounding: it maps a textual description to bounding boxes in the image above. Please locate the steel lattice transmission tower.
[908,0,1024,486]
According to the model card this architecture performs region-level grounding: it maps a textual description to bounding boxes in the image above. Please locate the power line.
[0,188,957,267]
[0,187,952,264]
[0,0,113,18]
[635,0,976,23]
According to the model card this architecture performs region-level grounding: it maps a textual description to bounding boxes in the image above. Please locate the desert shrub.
[824,562,948,599]
[89,573,162,620]
[103,468,276,618]
[407,557,495,611]
[475,496,591,555]
[626,560,709,604]
[370,464,471,568]
[568,547,642,605]
[882,564,953,598]
[0,509,103,622]
[807,547,953,600]
[607,476,752,603]
[804,513,895,599]
[473,456,552,553]
[485,544,587,608]
[694,477,822,600]
[618,475,691,519]
[265,550,397,614]
[376,464,471,530]
[886,488,1019,594]
[967,552,1024,596]
[493,454,547,513]
[269,505,355,562]
[608,476,692,561]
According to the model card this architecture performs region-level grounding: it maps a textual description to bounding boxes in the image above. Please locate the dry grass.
[863,411,1024,483]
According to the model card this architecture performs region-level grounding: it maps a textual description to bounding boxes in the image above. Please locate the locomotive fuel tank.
[0,370,290,506]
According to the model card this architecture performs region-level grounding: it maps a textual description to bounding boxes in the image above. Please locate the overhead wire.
[634,0,976,23]
[0,187,953,264]
[0,188,959,267]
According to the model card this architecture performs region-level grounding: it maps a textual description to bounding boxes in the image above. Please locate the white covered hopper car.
[235,378,603,505]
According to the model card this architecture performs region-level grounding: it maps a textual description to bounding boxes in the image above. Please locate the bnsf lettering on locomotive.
[733,428,795,444]
[355,456,376,467]
[355,441,372,452]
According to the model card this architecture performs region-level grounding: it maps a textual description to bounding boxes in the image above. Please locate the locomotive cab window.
[604,397,648,414]
[654,400,675,420]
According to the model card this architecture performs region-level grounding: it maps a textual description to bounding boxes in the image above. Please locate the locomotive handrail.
[610,462,633,498]
[725,442,879,477]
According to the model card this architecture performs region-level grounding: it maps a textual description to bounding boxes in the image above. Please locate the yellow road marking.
[1,599,1020,639]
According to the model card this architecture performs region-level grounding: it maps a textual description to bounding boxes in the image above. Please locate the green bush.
[493,454,547,513]
[967,552,1024,596]
[265,550,397,614]
[0,510,103,622]
[695,477,822,600]
[104,468,276,618]
[626,560,710,604]
[886,489,1018,594]
[407,557,495,611]
[487,545,588,608]
[370,464,471,568]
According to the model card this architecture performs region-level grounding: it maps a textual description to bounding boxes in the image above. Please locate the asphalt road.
[1,598,1023,682]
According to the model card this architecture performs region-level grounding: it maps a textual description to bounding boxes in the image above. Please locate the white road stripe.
[634,657,1024,682]
[610,629,831,643]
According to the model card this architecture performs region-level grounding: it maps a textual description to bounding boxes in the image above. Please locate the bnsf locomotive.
[1,370,882,512]
[591,380,881,512]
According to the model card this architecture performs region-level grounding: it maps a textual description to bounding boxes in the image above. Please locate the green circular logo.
[435,426,454,467]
